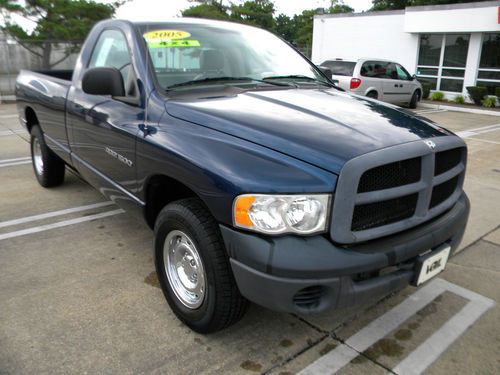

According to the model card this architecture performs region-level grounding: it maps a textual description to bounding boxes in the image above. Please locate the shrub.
[481,96,497,108]
[418,81,431,99]
[430,91,445,101]
[466,86,488,105]
[496,86,500,99]
[454,95,465,104]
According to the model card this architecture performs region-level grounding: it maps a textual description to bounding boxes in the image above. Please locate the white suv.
[319,58,422,108]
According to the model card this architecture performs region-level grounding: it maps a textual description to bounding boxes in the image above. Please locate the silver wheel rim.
[33,138,44,176]
[164,230,206,309]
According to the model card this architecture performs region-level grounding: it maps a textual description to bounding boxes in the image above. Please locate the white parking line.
[0,129,25,137]
[393,281,494,374]
[299,278,494,375]
[0,209,125,241]
[0,157,31,164]
[0,114,19,119]
[415,109,448,114]
[0,160,31,168]
[0,201,115,229]
[456,123,500,138]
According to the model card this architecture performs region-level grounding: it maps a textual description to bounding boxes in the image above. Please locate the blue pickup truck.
[16,18,469,333]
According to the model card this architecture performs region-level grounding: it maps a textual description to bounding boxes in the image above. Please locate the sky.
[3,0,373,33]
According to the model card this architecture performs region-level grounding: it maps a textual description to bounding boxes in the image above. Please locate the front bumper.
[220,192,469,314]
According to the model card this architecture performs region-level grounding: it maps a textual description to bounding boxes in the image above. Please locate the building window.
[477,33,500,95]
[416,33,470,93]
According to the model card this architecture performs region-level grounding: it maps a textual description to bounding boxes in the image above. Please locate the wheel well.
[366,90,378,98]
[144,175,198,228]
[25,107,38,133]
[415,88,422,99]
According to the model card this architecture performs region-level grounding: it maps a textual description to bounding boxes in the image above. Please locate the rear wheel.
[30,125,65,187]
[366,91,378,99]
[409,90,420,109]
[154,198,247,333]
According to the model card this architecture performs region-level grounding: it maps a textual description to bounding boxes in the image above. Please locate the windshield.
[137,22,328,90]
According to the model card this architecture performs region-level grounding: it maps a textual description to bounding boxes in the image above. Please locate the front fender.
[135,113,337,226]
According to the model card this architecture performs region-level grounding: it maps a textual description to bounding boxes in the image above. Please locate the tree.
[370,0,490,11]
[0,0,120,68]
[181,1,229,20]
[230,0,275,30]
[329,0,354,13]
[274,13,295,42]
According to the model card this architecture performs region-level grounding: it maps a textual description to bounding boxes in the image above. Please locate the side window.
[89,30,132,92]
[396,64,412,81]
[361,61,394,79]
[385,62,398,80]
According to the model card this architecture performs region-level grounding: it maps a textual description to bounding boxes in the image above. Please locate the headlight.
[233,194,331,235]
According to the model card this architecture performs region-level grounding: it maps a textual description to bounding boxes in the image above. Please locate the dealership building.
[312,1,500,99]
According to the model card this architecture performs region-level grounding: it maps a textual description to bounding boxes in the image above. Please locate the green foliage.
[370,1,490,11]
[453,95,465,104]
[0,0,119,68]
[181,0,353,57]
[182,3,229,20]
[466,86,488,105]
[231,0,275,30]
[274,13,295,41]
[430,91,444,101]
[495,87,500,99]
[418,81,431,99]
[481,96,497,108]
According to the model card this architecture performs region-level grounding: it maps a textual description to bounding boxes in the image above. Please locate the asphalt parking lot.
[0,103,499,375]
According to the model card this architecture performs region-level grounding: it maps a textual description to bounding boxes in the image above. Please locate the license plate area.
[413,243,451,286]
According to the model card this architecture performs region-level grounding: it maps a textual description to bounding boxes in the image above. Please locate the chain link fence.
[0,38,82,100]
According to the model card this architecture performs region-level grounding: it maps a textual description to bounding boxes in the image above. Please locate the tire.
[30,125,65,187]
[409,90,420,109]
[366,91,378,99]
[154,198,247,333]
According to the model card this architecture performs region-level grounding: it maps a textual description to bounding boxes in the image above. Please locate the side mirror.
[82,67,125,97]
[318,66,333,79]
[412,74,417,81]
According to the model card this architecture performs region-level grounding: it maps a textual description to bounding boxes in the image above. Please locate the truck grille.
[351,193,418,231]
[357,157,421,193]
[331,138,466,244]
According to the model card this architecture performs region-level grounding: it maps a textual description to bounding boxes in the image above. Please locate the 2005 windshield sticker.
[143,30,201,48]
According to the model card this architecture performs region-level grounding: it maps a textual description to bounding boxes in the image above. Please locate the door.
[66,29,143,200]
[378,62,404,103]
[395,64,415,103]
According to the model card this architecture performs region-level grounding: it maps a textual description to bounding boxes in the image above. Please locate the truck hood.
[166,88,450,174]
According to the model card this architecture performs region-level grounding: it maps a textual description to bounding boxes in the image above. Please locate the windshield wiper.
[166,76,290,90]
[263,75,333,87]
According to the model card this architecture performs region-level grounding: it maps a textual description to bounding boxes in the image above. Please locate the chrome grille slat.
[330,137,467,244]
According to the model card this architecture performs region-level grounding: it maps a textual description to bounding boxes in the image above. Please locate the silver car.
[319,58,422,108]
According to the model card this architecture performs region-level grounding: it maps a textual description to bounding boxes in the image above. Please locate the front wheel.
[30,125,65,187]
[154,198,247,333]
[409,90,420,109]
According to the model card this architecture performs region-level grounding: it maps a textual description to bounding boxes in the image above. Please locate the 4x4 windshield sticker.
[143,29,201,48]
[147,40,201,48]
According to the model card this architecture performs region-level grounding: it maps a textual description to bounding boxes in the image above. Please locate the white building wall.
[404,4,500,33]
[312,13,420,74]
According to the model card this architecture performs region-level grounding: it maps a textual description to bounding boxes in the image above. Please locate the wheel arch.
[143,174,204,229]
[25,106,39,134]
[364,88,379,98]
